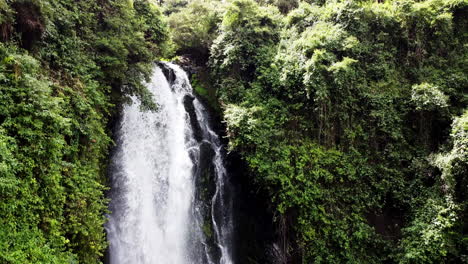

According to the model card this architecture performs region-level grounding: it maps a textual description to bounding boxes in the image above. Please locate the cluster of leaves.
[169,0,467,263]
[0,0,169,263]
[167,0,222,61]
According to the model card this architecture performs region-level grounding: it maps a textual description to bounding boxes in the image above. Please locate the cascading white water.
[107,63,234,264]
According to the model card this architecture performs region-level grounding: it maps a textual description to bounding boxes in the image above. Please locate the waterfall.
[107,63,234,264]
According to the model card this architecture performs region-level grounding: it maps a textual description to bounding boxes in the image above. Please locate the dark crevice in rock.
[183,94,203,142]
[157,62,176,85]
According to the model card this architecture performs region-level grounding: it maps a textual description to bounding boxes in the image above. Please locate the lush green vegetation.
[1,0,467,263]
[167,0,467,263]
[0,0,169,262]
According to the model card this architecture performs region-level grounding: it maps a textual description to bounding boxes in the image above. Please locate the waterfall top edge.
[155,62,193,94]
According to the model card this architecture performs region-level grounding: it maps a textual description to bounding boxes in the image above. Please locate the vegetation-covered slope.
[0,0,467,263]
[166,0,467,263]
[0,0,169,262]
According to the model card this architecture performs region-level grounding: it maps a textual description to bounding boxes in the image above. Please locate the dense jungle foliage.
[0,0,169,262]
[0,0,467,263]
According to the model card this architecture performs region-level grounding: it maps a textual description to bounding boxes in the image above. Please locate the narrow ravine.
[106,63,234,264]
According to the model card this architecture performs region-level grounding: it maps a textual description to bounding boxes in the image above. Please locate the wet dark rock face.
[193,141,220,261]
[226,151,279,264]
[183,95,203,142]
[182,82,221,261]
[157,62,176,85]
[174,56,198,78]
